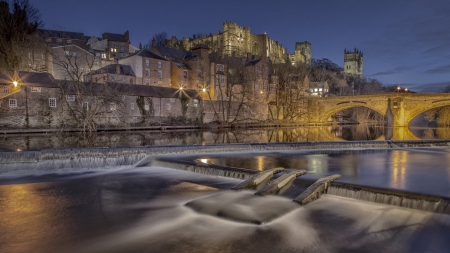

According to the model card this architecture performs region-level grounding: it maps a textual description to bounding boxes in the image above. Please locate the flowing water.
[1,128,450,252]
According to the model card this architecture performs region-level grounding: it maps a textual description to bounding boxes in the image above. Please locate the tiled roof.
[102,33,128,42]
[38,29,86,40]
[154,46,191,60]
[124,49,167,61]
[89,64,136,76]
[0,71,59,88]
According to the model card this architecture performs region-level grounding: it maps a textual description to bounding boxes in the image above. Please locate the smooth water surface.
[1,125,449,151]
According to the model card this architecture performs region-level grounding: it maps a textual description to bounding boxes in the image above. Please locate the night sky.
[30,0,450,93]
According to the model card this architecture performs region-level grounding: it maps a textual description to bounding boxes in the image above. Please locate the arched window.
[252,42,258,55]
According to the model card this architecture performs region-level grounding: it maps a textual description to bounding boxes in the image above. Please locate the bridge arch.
[400,98,450,127]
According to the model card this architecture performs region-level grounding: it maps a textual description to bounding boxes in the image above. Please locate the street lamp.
[13,81,18,87]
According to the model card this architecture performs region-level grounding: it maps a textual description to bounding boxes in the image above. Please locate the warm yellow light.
[13,81,18,87]
[202,88,206,92]
[260,90,263,94]
[404,88,408,92]
[200,159,208,164]
[179,87,183,90]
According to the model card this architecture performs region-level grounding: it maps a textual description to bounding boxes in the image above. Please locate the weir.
[255,170,307,196]
[231,167,285,190]
[328,182,450,215]
[293,174,342,205]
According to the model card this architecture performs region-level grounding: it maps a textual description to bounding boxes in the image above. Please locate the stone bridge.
[307,93,450,128]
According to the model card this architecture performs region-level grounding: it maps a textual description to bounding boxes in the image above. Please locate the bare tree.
[0,0,42,74]
[144,32,168,48]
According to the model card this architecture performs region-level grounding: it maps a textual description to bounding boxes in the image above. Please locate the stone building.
[89,31,132,62]
[0,72,202,129]
[38,29,89,50]
[119,49,170,87]
[344,48,363,77]
[166,21,311,65]
[88,64,136,84]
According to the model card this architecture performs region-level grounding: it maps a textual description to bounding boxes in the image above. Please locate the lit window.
[130,103,135,109]
[3,86,9,93]
[66,95,75,101]
[146,59,149,66]
[314,88,318,92]
[49,98,56,107]
[158,61,162,68]
[158,71,162,79]
[101,53,106,59]
[110,102,116,111]
[9,99,17,107]
[319,88,322,92]
[146,69,150,77]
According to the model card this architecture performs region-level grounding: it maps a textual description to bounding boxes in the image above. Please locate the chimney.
[116,64,120,75]
[151,38,156,47]
[125,30,130,41]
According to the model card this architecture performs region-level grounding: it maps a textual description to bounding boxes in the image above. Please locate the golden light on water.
[390,150,408,188]
[256,156,264,171]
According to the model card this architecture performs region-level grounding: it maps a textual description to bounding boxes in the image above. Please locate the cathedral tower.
[344,48,363,77]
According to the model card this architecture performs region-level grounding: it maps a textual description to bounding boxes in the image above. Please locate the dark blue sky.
[30,0,450,92]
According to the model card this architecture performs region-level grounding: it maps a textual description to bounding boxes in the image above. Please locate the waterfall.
[327,183,450,214]
[151,158,257,180]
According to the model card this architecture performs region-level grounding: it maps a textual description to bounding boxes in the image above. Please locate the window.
[46,38,52,42]
[145,69,150,77]
[120,45,125,52]
[66,95,75,101]
[217,64,224,71]
[183,71,187,79]
[158,71,162,79]
[110,76,116,81]
[170,98,175,103]
[158,61,162,68]
[9,99,17,107]
[72,52,77,57]
[110,102,116,111]
[84,102,89,111]
[130,78,133,84]
[49,98,56,107]
[194,99,198,103]
[146,59,150,66]
[218,75,225,84]
[64,51,70,55]
[95,53,100,57]
[67,39,72,44]
[3,86,9,93]
[130,103,135,110]
[101,53,106,59]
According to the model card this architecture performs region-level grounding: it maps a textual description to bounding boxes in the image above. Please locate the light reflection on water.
[193,148,450,197]
[1,125,450,151]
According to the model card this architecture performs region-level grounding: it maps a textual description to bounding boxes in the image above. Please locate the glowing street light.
[202,88,206,92]
[404,88,408,92]
[179,87,183,90]
[13,81,18,87]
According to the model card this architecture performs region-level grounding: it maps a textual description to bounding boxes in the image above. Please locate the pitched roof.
[102,32,128,42]
[89,64,136,76]
[154,46,191,60]
[124,49,167,61]
[38,29,86,40]
[191,44,210,50]
[310,81,329,88]
[60,82,200,99]
[245,59,261,66]
[172,60,190,69]
[0,71,59,88]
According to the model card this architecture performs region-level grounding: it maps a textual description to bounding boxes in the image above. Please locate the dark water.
[1,125,449,151]
[189,148,450,198]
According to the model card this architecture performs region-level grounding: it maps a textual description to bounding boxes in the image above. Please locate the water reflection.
[390,150,408,189]
[1,125,450,151]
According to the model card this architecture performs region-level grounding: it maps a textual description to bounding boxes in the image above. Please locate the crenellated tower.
[344,48,363,77]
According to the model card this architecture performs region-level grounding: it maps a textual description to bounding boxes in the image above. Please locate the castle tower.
[344,48,363,77]
[295,41,312,65]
